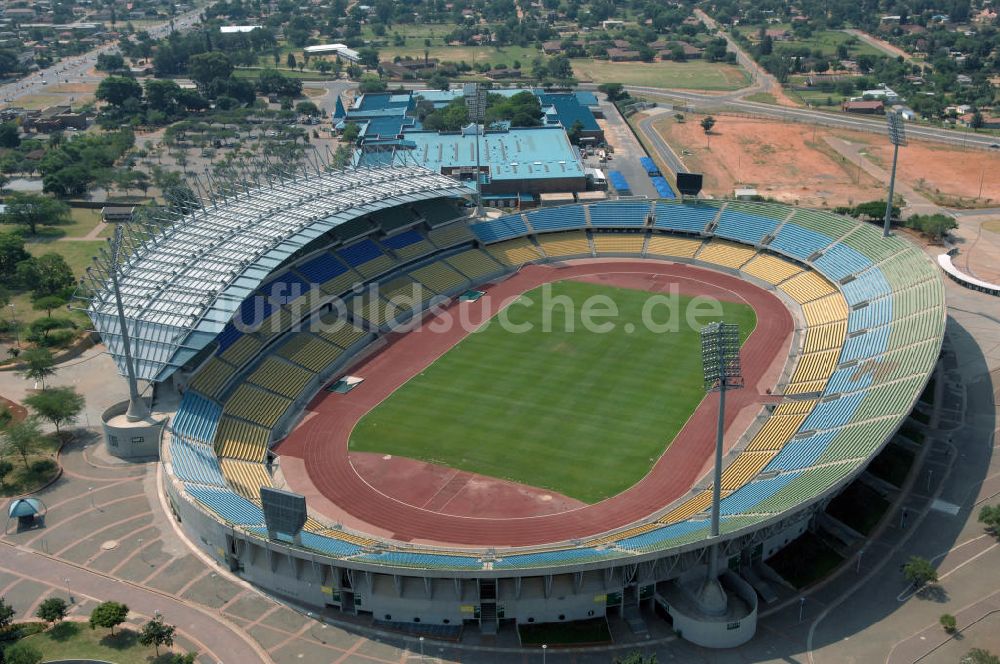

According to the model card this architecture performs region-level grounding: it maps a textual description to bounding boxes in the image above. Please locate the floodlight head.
[700,322,744,392]
[886,111,907,147]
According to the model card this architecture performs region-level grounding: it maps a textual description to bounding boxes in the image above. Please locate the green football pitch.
[349,281,756,503]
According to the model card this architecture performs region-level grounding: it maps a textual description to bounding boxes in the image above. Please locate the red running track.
[277,260,793,548]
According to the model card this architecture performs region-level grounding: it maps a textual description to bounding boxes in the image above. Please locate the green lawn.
[350,280,755,502]
[25,240,106,278]
[571,59,749,90]
[18,621,182,664]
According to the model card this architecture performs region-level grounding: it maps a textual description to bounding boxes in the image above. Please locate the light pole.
[463,82,487,218]
[798,596,806,623]
[418,636,424,661]
[6,303,19,349]
[65,578,73,603]
[856,548,865,574]
[542,644,547,664]
[883,111,907,237]
[697,322,743,614]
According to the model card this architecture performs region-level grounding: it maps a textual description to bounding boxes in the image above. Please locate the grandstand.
[88,164,944,645]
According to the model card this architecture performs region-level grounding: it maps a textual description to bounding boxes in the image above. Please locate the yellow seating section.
[353,253,397,279]
[486,237,544,266]
[535,231,592,257]
[789,348,840,384]
[223,384,291,428]
[779,271,837,304]
[741,254,804,285]
[219,334,263,368]
[697,240,757,269]
[800,293,849,326]
[313,320,366,349]
[592,233,646,255]
[277,333,344,373]
[411,261,468,294]
[247,357,315,399]
[721,452,776,490]
[744,413,809,452]
[446,249,503,281]
[803,320,848,353]
[427,222,474,248]
[215,416,270,462]
[645,235,704,259]
[220,459,272,501]
[189,358,235,399]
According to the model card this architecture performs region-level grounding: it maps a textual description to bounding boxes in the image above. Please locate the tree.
[286,52,297,70]
[940,613,957,633]
[21,253,74,297]
[701,115,716,147]
[0,596,15,627]
[19,348,55,389]
[3,641,42,664]
[0,193,71,235]
[341,123,361,142]
[903,555,938,588]
[427,71,450,91]
[904,213,957,240]
[32,295,67,317]
[971,111,984,130]
[1,416,43,467]
[138,615,176,655]
[0,122,20,149]
[0,232,30,281]
[189,52,233,88]
[979,504,1000,534]
[358,73,386,93]
[89,601,129,634]
[0,459,13,490]
[963,649,1000,664]
[597,82,626,102]
[614,652,657,664]
[24,387,84,435]
[96,76,144,108]
[95,52,126,72]
[36,597,69,625]
[295,101,320,116]
[567,119,585,145]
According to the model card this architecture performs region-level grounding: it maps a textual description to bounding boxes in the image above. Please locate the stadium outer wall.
[159,199,946,648]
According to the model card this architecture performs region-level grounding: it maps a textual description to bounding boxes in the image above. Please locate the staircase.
[479,602,497,635]
[621,585,649,638]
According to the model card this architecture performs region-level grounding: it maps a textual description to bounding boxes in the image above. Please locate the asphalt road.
[0,9,202,105]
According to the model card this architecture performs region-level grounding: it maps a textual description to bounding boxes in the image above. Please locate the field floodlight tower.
[463,82,488,218]
[697,321,743,615]
[883,110,907,238]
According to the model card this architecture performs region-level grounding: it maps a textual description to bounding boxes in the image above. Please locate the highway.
[0,9,202,105]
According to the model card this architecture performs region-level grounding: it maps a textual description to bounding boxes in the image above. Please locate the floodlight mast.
[883,111,907,238]
[464,83,487,218]
[699,322,743,609]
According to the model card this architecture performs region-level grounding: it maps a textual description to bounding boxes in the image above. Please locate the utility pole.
[108,225,150,421]
[463,82,487,217]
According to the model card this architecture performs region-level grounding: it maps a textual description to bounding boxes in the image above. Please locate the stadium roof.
[84,165,469,383]
[395,126,585,182]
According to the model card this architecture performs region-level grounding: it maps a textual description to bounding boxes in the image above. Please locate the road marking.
[930,499,960,515]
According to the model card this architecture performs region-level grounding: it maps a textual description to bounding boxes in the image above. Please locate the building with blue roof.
[537,92,604,143]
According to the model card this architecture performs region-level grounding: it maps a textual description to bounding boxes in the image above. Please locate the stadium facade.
[86,164,945,647]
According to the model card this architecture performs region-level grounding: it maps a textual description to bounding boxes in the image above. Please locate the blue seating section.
[653,202,716,233]
[800,392,867,430]
[813,244,872,281]
[617,519,709,552]
[262,272,310,305]
[714,210,780,245]
[525,206,587,232]
[848,297,893,333]
[354,551,484,570]
[381,230,424,250]
[720,472,801,515]
[233,293,276,329]
[639,156,660,175]
[770,223,835,260]
[215,322,243,352]
[841,269,892,306]
[245,528,363,557]
[493,547,613,569]
[297,252,347,284]
[587,202,648,227]
[185,485,265,525]
[824,365,875,394]
[839,325,891,363]
[469,214,528,242]
[763,432,835,472]
[650,176,675,199]
[170,436,226,487]
[609,171,630,193]
[337,239,383,267]
[171,392,222,443]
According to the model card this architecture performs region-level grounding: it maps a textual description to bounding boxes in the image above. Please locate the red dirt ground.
[276,260,793,547]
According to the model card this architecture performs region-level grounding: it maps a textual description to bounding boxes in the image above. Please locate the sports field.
[350,280,755,503]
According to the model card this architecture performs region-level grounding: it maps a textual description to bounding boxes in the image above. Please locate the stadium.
[86,163,945,648]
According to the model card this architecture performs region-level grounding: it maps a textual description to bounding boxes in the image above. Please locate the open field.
[650,112,1000,207]
[572,59,748,90]
[732,26,883,59]
[380,44,539,68]
[19,621,182,664]
[650,113,885,206]
[349,280,755,503]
